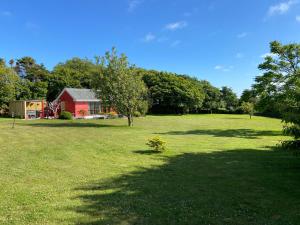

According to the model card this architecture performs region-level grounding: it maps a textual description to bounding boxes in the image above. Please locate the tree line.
[0,48,242,117]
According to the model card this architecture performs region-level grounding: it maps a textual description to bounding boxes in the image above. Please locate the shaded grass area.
[157,129,283,139]
[74,150,300,225]
[0,114,299,225]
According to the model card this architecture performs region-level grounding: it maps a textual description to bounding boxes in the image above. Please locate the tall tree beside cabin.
[93,48,148,126]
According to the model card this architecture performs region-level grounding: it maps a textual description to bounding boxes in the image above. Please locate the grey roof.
[64,88,99,102]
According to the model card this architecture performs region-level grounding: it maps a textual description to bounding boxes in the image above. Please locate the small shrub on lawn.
[146,136,166,152]
[59,111,73,120]
[108,112,118,119]
[78,109,88,117]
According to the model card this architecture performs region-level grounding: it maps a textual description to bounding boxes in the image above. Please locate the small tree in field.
[146,136,166,152]
[241,102,254,119]
[93,48,148,126]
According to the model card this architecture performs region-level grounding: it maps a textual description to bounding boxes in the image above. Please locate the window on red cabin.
[88,102,101,115]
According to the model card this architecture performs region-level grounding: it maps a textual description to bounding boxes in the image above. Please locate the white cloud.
[170,40,181,47]
[214,65,233,72]
[214,65,223,70]
[260,53,277,58]
[296,15,300,22]
[142,33,156,42]
[128,0,143,12]
[1,11,12,16]
[165,21,187,31]
[236,53,244,59]
[237,32,248,38]
[268,0,298,16]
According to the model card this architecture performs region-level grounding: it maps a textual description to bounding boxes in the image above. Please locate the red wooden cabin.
[56,88,102,118]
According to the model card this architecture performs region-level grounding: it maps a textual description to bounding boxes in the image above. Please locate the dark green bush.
[279,140,300,151]
[59,111,73,120]
[134,111,142,117]
[283,124,300,140]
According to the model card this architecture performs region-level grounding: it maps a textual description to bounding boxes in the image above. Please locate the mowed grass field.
[0,115,300,225]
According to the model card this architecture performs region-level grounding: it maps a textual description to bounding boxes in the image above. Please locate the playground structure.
[9,100,46,119]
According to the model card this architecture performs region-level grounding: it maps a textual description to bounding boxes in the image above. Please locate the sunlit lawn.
[0,114,299,225]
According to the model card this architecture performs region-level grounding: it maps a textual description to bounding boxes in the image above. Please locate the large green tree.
[14,57,50,99]
[93,48,148,126]
[220,86,238,111]
[254,41,300,146]
[0,60,20,113]
[200,81,223,113]
[239,89,257,104]
[142,71,205,114]
[49,58,96,100]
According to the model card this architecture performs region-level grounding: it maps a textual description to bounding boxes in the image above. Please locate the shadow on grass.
[133,150,161,155]
[219,117,247,120]
[156,129,283,139]
[20,122,124,128]
[72,149,300,225]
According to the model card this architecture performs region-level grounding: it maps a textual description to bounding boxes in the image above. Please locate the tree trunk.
[250,114,252,119]
[127,114,133,127]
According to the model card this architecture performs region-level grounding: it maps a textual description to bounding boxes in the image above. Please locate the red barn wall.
[75,102,89,117]
[58,91,76,116]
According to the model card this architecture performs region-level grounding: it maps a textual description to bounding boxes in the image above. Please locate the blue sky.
[1,0,300,95]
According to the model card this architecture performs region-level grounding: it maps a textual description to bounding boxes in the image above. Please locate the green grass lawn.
[0,114,299,225]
